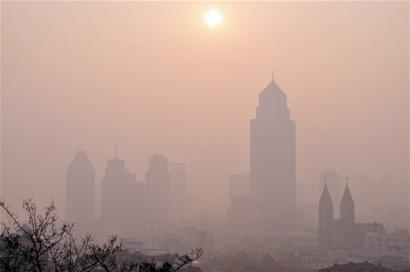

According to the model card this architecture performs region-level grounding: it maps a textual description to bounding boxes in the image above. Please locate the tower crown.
[259,79,286,102]
[68,150,94,170]
[256,78,290,121]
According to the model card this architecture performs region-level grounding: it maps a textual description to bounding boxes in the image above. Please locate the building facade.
[250,78,296,225]
[318,183,385,250]
[364,229,409,259]
[169,162,188,222]
[100,152,145,238]
[145,154,170,229]
[66,150,95,233]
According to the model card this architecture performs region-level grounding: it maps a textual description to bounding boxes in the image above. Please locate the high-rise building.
[66,150,95,233]
[145,154,170,228]
[229,172,249,201]
[169,162,188,222]
[250,78,296,224]
[100,151,144,238]
[226,172,253,234]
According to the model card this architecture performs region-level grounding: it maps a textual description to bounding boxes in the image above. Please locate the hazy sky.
[2,2,408,219]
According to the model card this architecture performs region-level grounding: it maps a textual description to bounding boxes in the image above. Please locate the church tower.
[250,77,296,225]
[318,183,334,249]
[340,182,355,224]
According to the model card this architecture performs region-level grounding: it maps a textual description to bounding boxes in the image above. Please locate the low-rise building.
[364,229,409,259]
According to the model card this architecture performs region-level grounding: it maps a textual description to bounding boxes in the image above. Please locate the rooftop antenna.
[271,68,275,80]
[114,144,118,158]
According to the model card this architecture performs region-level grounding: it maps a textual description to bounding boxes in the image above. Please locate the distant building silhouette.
[229,173,249,201]
[100,151,144,238]
[250,78,296,225]
[226,173,254,234]
[319,169,342,217]
[66,150,95,233]
[318,183,334,250]
[145,154,170,229]
[226,195,254,234]
[318,182,385,250]
[169,162,188,222]
[340,182,355,224]
[318,262,392,272]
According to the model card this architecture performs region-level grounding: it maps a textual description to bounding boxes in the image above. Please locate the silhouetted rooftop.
[260,79,285,96]
[319,261,391,272]
[341,183,354,205]
[320,183,333,205]
[68,150,93,169]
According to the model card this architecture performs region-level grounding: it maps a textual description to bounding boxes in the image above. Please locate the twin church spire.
[340,180,355,223]
[319,179,355,224]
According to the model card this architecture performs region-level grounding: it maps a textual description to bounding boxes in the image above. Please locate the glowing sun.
[204,9,223,28]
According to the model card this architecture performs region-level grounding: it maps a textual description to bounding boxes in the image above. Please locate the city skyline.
[1,2,408,270]
[2,0,408,238]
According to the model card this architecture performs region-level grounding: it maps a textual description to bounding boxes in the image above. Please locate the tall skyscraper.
[250,78,296,224]
[226,173,254,234]
[229,172,249,201]
[145,154,170,228]
[66,150,95,233]
[100,151,144,238]
[169,162,188,222]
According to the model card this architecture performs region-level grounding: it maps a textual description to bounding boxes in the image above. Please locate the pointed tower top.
[341,179,354,205]
[261,77,284,96]
[340,177,355,223]
[73,149,89,162]
[68,149,94,170]
[320,182,333,205]
[258,69,286,101]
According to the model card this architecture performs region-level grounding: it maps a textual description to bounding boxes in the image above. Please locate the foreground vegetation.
[0,199,202,272]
